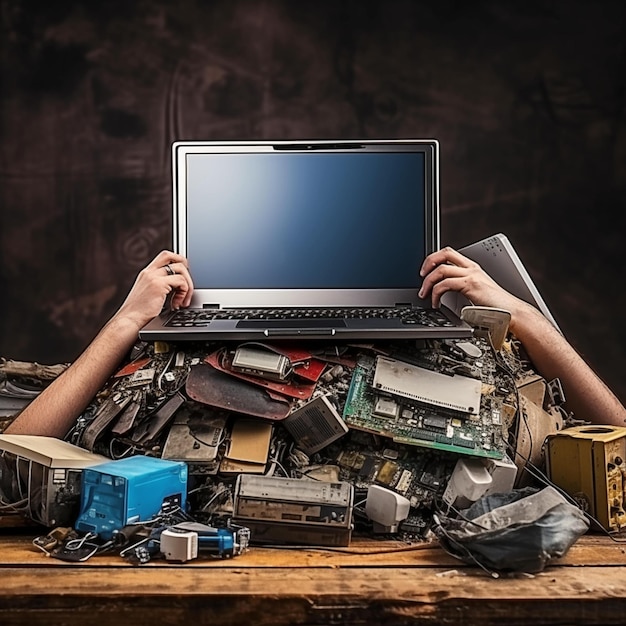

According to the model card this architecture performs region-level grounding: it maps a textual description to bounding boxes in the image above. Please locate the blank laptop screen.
[187,152,425,289]
[184,149,430,291]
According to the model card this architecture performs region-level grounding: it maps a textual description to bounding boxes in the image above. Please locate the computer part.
[365,484,410,533]
[343,339,513,460]
[219,418,273,475]
[372,354,482,415]
[139,139,472,342]
[0,434,108,527]
[160,527,198,562]
[460,306,511,351]
[546,425,626,531]
[483,453,518,496]
[161,404,226,469]
[160,522,249,561]
[0,379,41,421]
[231,345,291,381]
[331,433,457,511]
[441,457,493,509]
[232,474,353,546]
[283,394,349,454]
[74,455,188,540]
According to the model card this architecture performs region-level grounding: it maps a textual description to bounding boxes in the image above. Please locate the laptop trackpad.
[236,319,347,329]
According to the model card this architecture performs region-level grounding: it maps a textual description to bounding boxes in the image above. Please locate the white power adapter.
[365,484,411,533]
[442,457,493,510]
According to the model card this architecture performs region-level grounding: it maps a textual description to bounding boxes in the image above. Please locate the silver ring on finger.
[164,264,175,276]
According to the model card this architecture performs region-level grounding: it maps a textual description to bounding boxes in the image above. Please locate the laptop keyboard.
[165,307,456,328]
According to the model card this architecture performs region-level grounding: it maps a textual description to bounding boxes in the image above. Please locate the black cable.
[430,513,499,578]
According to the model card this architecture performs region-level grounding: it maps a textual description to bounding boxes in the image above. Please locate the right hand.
[419,246,523,313]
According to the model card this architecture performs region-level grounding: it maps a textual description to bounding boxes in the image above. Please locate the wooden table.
[1,526,626,626]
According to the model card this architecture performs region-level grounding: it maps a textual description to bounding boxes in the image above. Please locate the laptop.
[139,139,473,342]
[442,233,562,333]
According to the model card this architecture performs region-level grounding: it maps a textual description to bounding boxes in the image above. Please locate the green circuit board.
[342,338,516,460]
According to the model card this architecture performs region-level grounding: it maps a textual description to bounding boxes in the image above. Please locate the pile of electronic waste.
[0,326,574,569]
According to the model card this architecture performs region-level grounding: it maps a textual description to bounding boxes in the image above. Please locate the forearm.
[5,250,193,438]
[509,302,626,427]
[5,314,142,438]
[420,246,626,426]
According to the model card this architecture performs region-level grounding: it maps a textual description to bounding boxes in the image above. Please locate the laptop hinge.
[202,304,221,309]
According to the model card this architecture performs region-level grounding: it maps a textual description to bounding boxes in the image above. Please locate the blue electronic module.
[75,455,188,540]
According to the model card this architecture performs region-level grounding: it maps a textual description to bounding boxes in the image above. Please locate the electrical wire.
[255,541,439,555]
[201,486,231,512]
[430,512,499,577]
[0,495,28,513]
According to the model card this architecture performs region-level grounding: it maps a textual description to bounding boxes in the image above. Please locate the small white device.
[160,528,199,562]
[365,484,411,533]
[442,458,493,509]
[442,454,518,510]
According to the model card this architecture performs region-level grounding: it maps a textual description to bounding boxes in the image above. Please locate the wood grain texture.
[1,535,626,625]
[1,0,625,409]
[1,534,626,568]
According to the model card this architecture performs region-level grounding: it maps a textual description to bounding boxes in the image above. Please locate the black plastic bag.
[433,486,589,574]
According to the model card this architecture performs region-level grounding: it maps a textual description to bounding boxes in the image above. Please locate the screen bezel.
[172,139,440,309]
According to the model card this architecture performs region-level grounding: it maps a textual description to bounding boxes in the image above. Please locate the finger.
[148,250,190,271]
[419,263,469,299]
[145,253,193,308]
[430,276,473,308]
[422,273,471,308]
[165,262,194,307]
[420,247,473,277]
[167,275,192,310]
[160,260,189,276]
[165,252,190,269]
[147,250,175,270]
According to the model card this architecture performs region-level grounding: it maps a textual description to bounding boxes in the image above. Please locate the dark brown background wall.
[1,0,625,410]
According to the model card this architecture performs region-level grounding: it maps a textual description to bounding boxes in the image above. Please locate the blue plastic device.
[75,455,188,540]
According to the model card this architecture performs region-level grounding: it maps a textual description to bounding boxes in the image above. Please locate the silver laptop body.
[139,139,472,342]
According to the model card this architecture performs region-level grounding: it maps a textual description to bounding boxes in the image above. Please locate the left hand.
[115,250,194,330]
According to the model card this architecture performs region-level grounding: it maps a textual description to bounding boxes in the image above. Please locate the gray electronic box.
[0,435,108,527]
[232,474,354,546]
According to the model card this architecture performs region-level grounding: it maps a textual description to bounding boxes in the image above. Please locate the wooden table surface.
[1,525,626,626]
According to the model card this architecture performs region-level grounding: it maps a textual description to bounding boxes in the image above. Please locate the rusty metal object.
[186,364,291,421]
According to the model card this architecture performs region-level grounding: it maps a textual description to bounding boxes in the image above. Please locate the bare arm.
[5,251,194,437]
[419,247,626,427]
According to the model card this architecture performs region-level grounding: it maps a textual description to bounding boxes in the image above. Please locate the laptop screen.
[174,141,439,308]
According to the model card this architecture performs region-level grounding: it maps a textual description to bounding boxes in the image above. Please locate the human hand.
[114,250,194,330]
[418,246,522,312]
